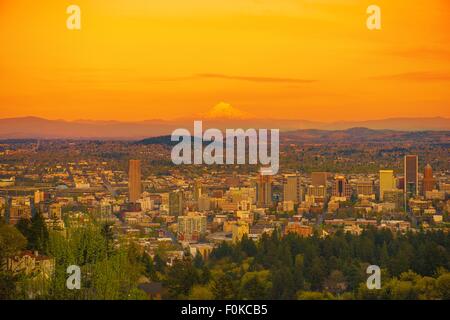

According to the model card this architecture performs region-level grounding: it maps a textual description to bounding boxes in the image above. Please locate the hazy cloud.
[196,73,315,83]
[369,71,450,82]
[387,47,450,61]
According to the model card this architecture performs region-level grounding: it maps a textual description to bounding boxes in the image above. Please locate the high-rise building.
[169,190,184,216]
[9,204,32,225]
[308,172,328,199]
[311,172,328,187]
[306,185,326,198]
[422,164,435,195]
[332,175,352,198]
[283,174,303,204]
[379,170,395,200]
[356,179,374,197]
[177,212,207,241]
[404,155,418,197]
[256,173,272,208]
[128,159,142,203]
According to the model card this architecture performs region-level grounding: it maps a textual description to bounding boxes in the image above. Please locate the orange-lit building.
[332,176,352,199]
[422,164,435,195]
[257,172,272,208]
[404,155,419,197]
[128,159,142,203]
[284,222,313,237]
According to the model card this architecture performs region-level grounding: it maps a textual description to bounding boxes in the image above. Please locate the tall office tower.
[379,170,395,200]
[283,174,303,204]
[422,164,435,195]
[404,155,418,197]
[169,190,184,216]
[311,172,328,187]
[128,159,142,203]
[257,173,272,208]
[332,175,352,198]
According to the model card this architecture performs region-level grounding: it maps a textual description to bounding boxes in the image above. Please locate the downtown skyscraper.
[128,159,142,203]
[422,164,435,195]
[257,173,273,208]
[283,174,303,204]
[404,155,418,197]
[379,170,395,201]
[332,175,352,199]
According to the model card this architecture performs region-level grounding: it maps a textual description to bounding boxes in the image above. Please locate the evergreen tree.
[211,272,235,300]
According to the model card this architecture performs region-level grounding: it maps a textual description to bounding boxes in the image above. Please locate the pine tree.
[211,272,235,300]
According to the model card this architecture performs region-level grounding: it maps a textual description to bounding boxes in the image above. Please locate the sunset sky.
[0,0,449,121]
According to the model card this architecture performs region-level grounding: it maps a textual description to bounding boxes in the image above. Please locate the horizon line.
[0,115,449,124]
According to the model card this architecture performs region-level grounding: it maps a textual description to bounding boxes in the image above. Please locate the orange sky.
[0,0,449,121]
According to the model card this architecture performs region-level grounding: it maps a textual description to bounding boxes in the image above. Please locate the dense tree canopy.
[2,220,450,300]
[166,228,450,300]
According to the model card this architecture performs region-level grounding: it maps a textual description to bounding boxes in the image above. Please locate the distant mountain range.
[281,127,450,144]
[0,116,448,140]
[138,128,450,146]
